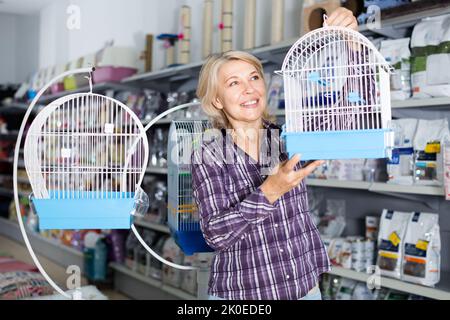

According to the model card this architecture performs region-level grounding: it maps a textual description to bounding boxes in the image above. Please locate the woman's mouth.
[240,99,259,108]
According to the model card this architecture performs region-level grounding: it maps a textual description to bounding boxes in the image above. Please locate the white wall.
[0,13,16,84]
[0,12,39,84]
[15,14,40,83]
[37,0,304,72]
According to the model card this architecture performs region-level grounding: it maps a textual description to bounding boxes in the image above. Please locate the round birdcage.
[167,119,214,255]
[24,92,149,230]
[277,26,394,160]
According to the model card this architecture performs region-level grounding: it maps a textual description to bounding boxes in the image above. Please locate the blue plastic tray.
[282,129,393,160]
[32,191,134,230]
[171,229,213,256]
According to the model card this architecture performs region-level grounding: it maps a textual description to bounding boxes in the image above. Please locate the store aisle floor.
[0,235,129,300]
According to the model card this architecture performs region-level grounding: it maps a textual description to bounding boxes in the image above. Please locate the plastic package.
[413,119,450,186]
[379,38,412,100]
[162,237,184,288]
[131,187,149,218]
[181,254,198,295]
[125,232,138,271]
[411,14,450,98]
[402,212,440,287]
[365,216,379,240]
[387,119,418,185]
[318,199,346,238]
[377,209,411,279]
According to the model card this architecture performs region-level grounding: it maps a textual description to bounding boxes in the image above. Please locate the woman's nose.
[243,81,255,94]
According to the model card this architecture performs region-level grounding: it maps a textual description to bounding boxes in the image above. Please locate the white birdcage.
[167,120,214,255]
[277,26,394,160]
[24,91,149,230]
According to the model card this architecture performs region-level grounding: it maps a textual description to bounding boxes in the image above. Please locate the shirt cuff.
[240,186,279,224]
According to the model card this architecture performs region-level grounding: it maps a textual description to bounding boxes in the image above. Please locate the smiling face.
[213,60,267,129]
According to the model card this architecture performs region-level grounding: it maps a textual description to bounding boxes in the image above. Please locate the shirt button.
[286,275,290,280]
[241,235,245,240]
[274,224,279,228]
[280,248,284,253]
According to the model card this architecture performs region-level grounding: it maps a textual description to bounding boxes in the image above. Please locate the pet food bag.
[413,119,450,186]
[387,118,418,185]
[377,209,411,279]
[402,212,440,287]
[380,38,412,100]
[411,14,450,98]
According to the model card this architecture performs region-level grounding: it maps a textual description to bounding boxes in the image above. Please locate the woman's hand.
[260,154,324,204]
[324,7,358,31]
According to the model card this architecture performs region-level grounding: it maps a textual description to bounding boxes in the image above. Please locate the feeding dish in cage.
[24,92,149,230]
[167,120,214,255]
[277,26,395,160]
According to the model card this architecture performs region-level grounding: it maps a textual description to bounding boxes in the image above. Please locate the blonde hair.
[196,51,274,129]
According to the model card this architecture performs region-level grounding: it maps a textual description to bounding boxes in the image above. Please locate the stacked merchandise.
[320,273,431,300]
[376,209,441,287]
[139,177,168,224]
[124,229,209,296]
[410,14,450,99]
[387,118,450,186]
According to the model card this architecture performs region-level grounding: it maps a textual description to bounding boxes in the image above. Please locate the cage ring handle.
[14,67,96,299]
[129,101,203,271]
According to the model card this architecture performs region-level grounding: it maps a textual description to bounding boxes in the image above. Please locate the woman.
[191,8,358,300]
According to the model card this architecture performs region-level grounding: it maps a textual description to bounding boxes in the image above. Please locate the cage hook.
[85,66,95,94]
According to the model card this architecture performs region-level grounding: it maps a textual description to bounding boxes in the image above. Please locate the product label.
[425,142,441,154]
[412,212,421,222]
[389,232,401,247]
[379,239,399,252]
[416,240,429,251]
[405,243,427,258]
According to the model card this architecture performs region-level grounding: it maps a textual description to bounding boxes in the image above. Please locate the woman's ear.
[213,97,224,110]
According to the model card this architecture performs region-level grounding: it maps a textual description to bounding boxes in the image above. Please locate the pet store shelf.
[133,218,171,234]
[391,97,450,109]
[0,102,32,114]
[109,262,196,300]
[0,131,20,140]
[369,182,445,196]
[306,179,371,190]
[0,217,84,271]
[306,179,445,196]
[123,61,204,85]
[269,98,450,117]
[0,157,25,167]
[37,82,140,105]
[0,188,29,197]
[146,167,168,175]
[121,39,298,87]
[358,1,450,36]
[329,266,450,300]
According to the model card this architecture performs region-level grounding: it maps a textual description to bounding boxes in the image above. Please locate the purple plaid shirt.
[191,120,331,300]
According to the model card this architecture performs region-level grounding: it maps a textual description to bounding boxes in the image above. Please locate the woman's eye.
[251,75,260,81]
[229,81,238,87]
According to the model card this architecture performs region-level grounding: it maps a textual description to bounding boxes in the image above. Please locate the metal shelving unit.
[306,179,445,196]
[109,262,196,300]
[146,167,168,175]
[37,82,140,105]
[0,218,84,271]
[329,266,450,300]
[133,218,170,234]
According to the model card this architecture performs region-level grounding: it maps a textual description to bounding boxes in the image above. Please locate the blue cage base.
[32,192,134,230]
[171,229,214,256]
[282,129,393,160]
